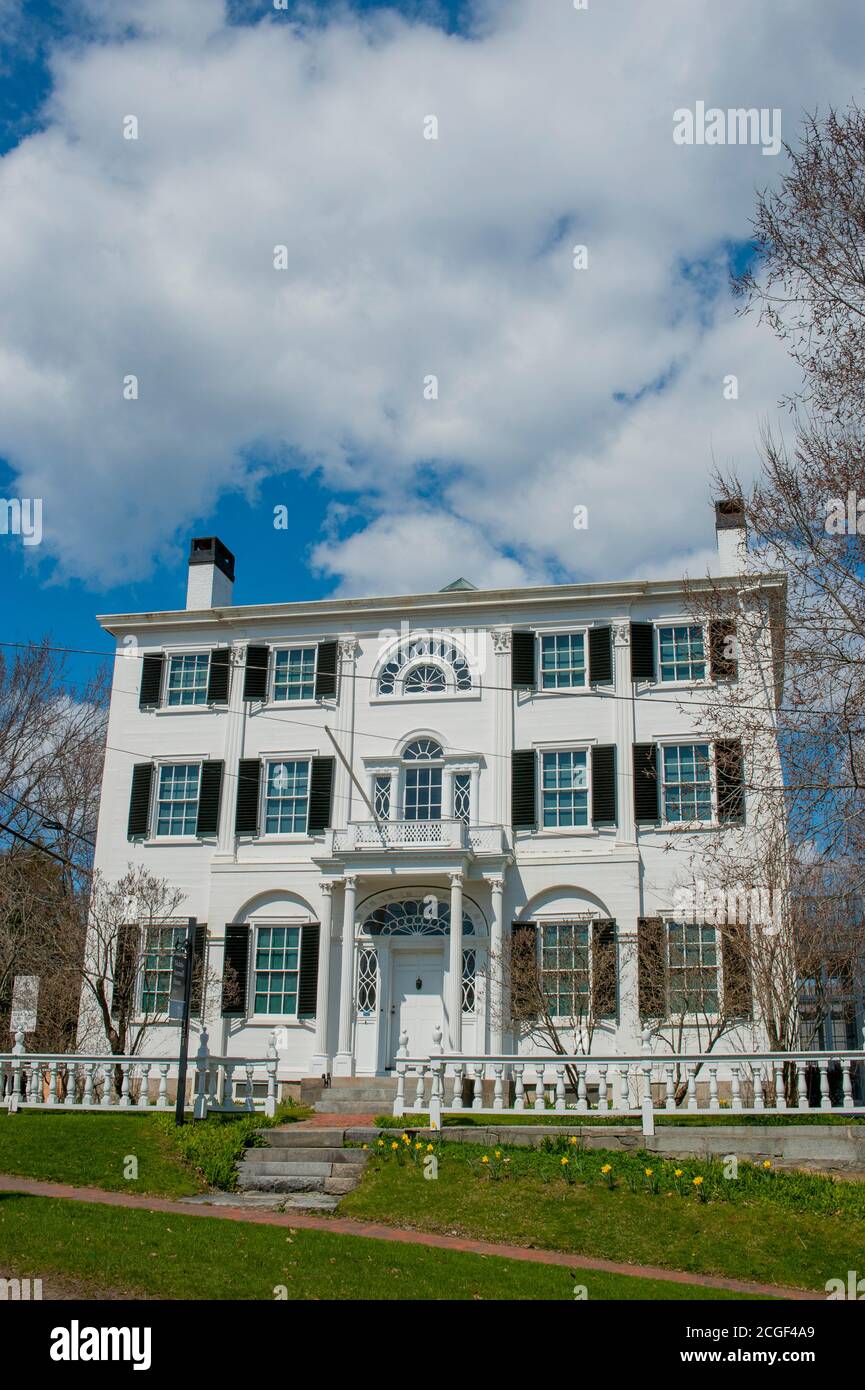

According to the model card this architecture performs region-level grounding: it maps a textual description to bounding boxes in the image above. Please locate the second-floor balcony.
[327,818,507,857]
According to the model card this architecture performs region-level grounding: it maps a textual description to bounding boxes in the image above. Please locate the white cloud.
[0,0,863,590]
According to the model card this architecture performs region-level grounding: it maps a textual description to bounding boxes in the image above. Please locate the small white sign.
[10,976,38,1033]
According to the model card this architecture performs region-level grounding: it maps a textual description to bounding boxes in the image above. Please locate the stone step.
[240,1161,334,1178]
[235,1172,326,1193]
[242,1147,367,1165]
[315,1097,396,1112]
[255,1127,347,1147]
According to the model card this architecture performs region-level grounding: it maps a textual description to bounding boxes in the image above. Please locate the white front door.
[391,953,444,1061]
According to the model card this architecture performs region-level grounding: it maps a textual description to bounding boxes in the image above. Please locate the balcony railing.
[329,819,506,854]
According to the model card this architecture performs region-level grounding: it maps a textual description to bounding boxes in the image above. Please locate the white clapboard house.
[89,502,785,1088]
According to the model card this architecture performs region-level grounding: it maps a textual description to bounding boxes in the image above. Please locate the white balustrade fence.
[394,1028,865,1135]
[0,1027,279,1119]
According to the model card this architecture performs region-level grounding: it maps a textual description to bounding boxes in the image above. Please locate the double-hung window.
[155,763,200,836]
[140,924,187,1012]
[253,926,300,1015]
[272,647,316,702]
[402,739,444,821]
[541,749,588,828]
[264,760,310,834]
[668,923,718,1014]
[658,625,706,682]
[661,744,712,823]
[540,921,590,1015]
[166,654,209,706]
[540,633,586,689]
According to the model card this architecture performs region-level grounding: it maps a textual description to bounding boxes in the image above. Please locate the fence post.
[640,1026,655,1137]
[7,1028,25,1113]
[264,1031,278,1118]
[429,1025,443,1130]
[394,1031,408,1118]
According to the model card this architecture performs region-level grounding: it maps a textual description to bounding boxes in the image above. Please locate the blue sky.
[2,0,864,684]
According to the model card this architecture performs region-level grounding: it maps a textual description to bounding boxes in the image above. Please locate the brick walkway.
[0,1172,821,1299]
[295,1113,379,1128]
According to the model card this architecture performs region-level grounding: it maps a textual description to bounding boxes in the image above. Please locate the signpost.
[168,919,196,1126]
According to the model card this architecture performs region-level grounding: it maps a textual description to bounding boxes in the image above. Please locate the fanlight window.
[362,897,475,937]
[402,739,443,761]
[378,638,473,695]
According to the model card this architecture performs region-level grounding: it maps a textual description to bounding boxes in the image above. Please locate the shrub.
[155,1100,300,1190]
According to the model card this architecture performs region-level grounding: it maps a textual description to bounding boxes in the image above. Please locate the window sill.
[153,705,223,716]
[144,836,205,846]
[371,690,480,705]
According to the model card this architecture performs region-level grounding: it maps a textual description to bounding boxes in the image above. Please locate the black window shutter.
[190,923,207,1018]
[207,648,231,703]
[588,627,613,684]
[221,924,250,1016]
[127,763,153,839]
[235,759,261,835]
[243,645,269,701]
[709,620,738,681]
[633,743,659,822]
[297,923,320,1018]
[111,923,139,1020]
[630,623,655,681]
[721,924,752,1019]
[511,749,536,828]
[315,641,338,700]
[511,631,536,688]
[308,757,335,835]
[591,745,617,825]
[592,919,617,1018]
[716,738,745,823]
[638,916,666,1018]
[510,921,539,1019]
[195,761,223,836]
[139,654,164,709]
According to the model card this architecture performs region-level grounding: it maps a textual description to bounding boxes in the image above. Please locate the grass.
[375,1112,865,1129]
[0,1192,764,1300]
[0,1103,311,1196]
[341,1137,865,1291]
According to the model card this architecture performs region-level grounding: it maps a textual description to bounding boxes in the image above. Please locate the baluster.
[265,1033,278,1119]
[83,1063,95,1107]
[597,1065,608,1112]
[514,1063,525,1111]
[100,1063,113,1107]
[774,1060,789,1110]
[534,1063,546,1112]
[555,1065,566,1113]
[157,1063,169,1110]
[618,1064,630,1111]
[136,1064,150,1108]
[244,1063,255,1110]
[753,1066,765,1111]
[394,1062,406,1117]
[493,1064,504,1111]
[119,1062,131,1107]
[708,1066,719,1111]
[731,1065,742,1112]
[19,1064,32,1105]
[841,1059,854,1109]
[223,1061,236,1110]
[818,1060,831,1111]
[414,1066,426,1111]
[664,1064,676,1111]
[472,1064,484,1110]
[686,1065,698,1111]
[576,1065,587,1114]
[797,1063,808,1111]
[451,1064,464,1110]
[47,1060,59,1106]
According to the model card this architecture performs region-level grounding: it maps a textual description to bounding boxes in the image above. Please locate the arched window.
[378,637,473,696]
[402,739,443,820]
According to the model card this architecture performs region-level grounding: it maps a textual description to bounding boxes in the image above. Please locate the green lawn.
[341,1139,865,1292]
[0,1192,763,1300]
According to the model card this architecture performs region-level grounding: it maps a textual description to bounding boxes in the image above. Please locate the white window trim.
[266,643,320,708]
[147,758,208,844]
[662,917,722,1023]
[534,915,600,1024]
[536,744,593,835]
[653,621,711,690]
[160,647,213,712]
[371,638,480,704]
[657,739,718,830]
[533,626,591,694]
[259,754,315,841]
[134,918,192,1020]
[248,920,306,1023]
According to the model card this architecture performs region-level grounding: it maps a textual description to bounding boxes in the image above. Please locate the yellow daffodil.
[763,1159,771,1169]
[426,1143,434,1152]
[601,1163,612,1174]
[377,1139,385,1147]
[569,1136,578,1145]
[674,1168,683,1177]
[644,1168,653,1177]
[362,1144,368,1150]
[481,1155,489,1164]
[494,1150,501,1158]
[692,1175,704,1186]
[401,1134,410,1144]
[561,1156,569,1166]
[391,1141,399,1150]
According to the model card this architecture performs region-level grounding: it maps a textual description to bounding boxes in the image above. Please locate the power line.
[0,789,95,847]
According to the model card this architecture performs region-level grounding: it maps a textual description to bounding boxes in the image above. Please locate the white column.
[613,621,636,845]
[311,882,334,1074]
[214,639,247,859]
[491,629,513,828]
[486,874,505,1054]
[448,872,464,1052]
[334,875,357,1076]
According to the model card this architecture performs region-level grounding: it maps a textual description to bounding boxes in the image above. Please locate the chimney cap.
[188,536,235,583]
[714,497,746,530]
